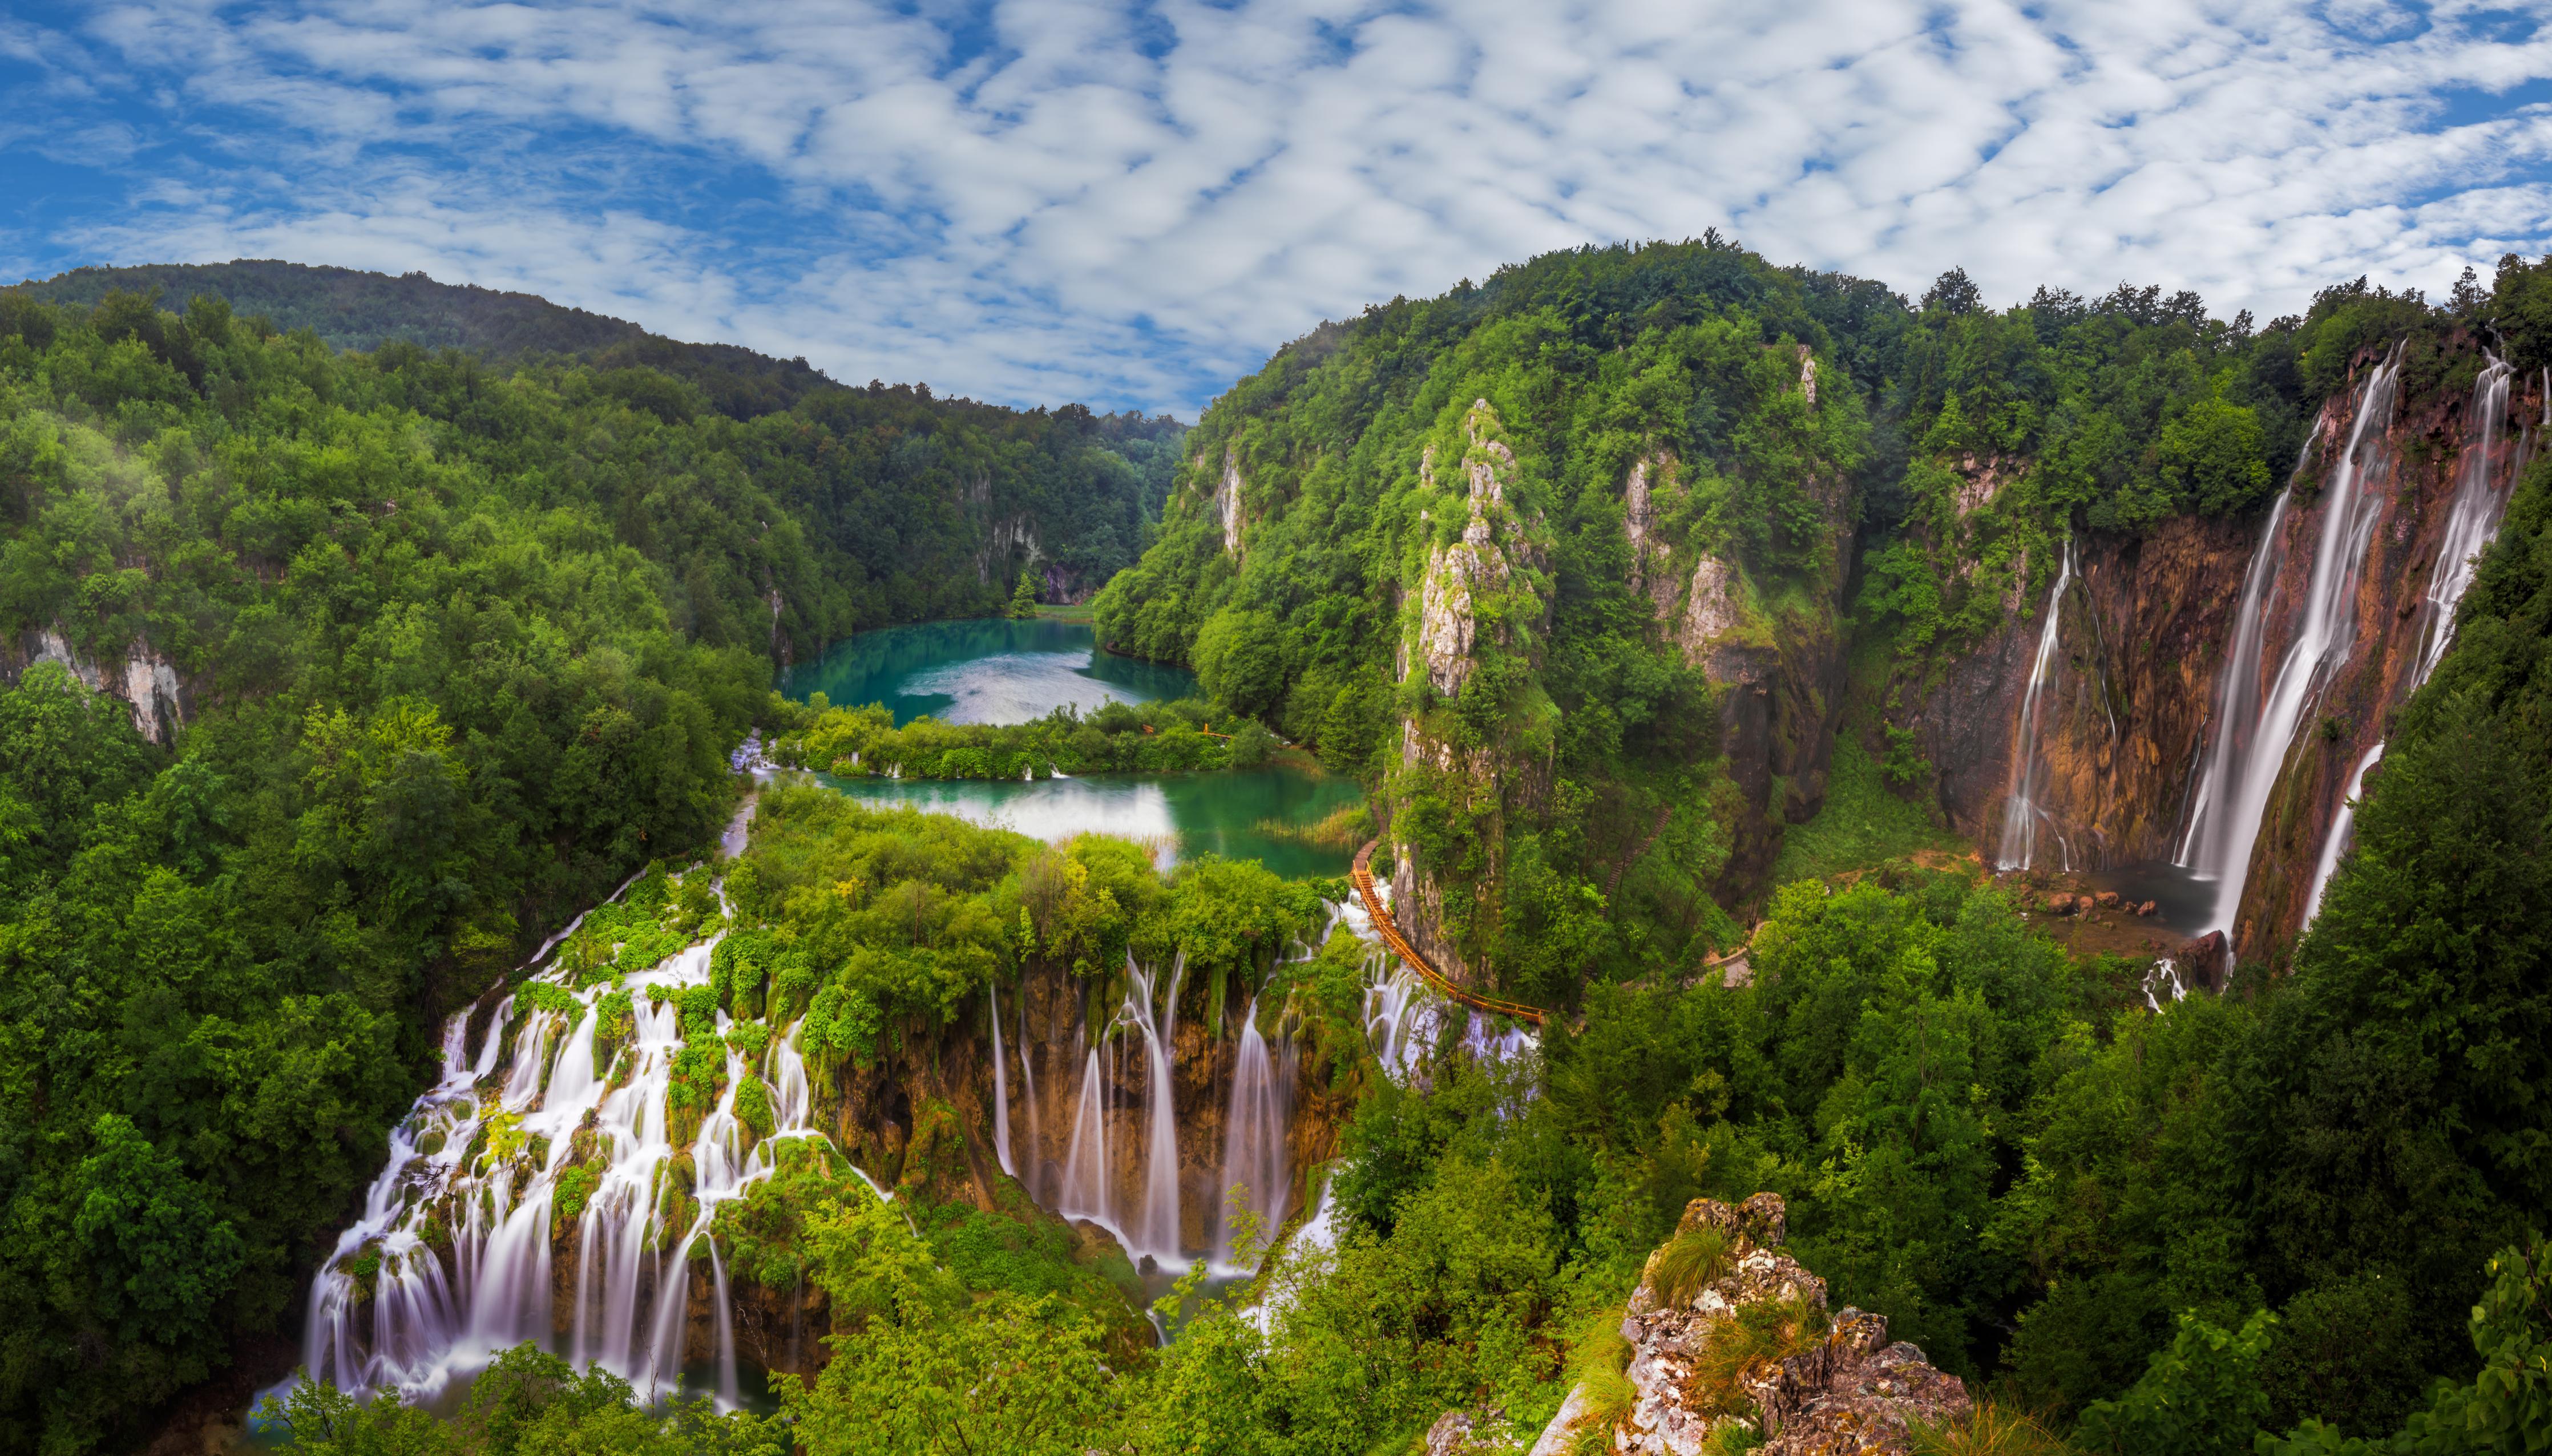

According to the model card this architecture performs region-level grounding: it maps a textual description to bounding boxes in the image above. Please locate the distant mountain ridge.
[11,259,839,419]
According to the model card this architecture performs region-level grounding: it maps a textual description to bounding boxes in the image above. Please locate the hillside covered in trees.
[14,239,2552,1456]
[0,278,1179,1450]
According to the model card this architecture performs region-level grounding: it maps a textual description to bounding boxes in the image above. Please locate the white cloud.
[5,0,2550,412]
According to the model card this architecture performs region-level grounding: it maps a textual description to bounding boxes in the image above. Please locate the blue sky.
[5,1,2551,416]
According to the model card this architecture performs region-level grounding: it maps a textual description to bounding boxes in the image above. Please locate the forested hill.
[18,260,829,419]
[0,278,1178,1450]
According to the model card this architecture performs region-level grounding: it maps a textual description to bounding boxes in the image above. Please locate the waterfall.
[2177,353,2401,952]
[1057,1047,1115,1233]
[1017,990,1042,1202]
[299,888,836,1410]
[2297,355,2530,931]
[1124,955,1185,1260]
[1214,996,1297,1266]
[988,981,1014,1178]
[2413,355,2526,685]
[2301,743,2384,929]
[1996,537,2077,871]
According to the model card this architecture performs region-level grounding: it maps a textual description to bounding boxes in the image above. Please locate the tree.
[1010,566,1041,618]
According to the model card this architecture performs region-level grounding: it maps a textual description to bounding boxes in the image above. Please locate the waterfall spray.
[1996,537,2076,871]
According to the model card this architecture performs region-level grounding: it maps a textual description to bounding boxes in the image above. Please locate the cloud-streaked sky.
[5,1,2551,415]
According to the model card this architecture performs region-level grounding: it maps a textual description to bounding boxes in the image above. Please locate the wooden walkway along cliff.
[1351,839,1546,1027]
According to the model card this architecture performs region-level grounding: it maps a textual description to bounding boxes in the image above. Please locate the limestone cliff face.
[1617,434,1852,904]
[1387,401,1554,986]
[1915,348,2542,964]
[1211,446,1248,559]
[1527,1194,1970,1456]
[1,627,190,743]
[1916,513,2255,867]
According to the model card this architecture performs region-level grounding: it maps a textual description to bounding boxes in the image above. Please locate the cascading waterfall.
[303,832,1495,1400]
[1016,989,1042,1202]
[988,981,1014,1178]
[1996,537,2077,871]
[2177,351,2401,949]
[2298,355,2534,931]
[299,887,834,1409]
[1214,996,1297,1265]
[2301,743,2384,929]
[1056,1046,1117,1240]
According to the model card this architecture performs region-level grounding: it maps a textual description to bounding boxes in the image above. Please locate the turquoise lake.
[782,620,1364,878]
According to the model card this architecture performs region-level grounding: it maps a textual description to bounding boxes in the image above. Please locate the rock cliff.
[1387,401,1556,986]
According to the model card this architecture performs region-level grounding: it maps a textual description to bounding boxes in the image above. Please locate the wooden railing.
[1351,840,1546,1026]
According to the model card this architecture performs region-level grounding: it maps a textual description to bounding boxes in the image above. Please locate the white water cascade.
[298,885,834,1409]
[988,981,1014,1177]
[2176,353,2402,949]
[1056,953,1188,1264]
[2297,356,2537,931]
[1996,537,2077,871]
[2301,743,2385,929]
[1214,997,1297,1265]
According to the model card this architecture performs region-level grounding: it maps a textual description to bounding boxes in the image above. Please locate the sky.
[3,1,2551,417]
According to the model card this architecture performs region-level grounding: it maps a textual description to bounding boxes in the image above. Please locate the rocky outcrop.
[1213,447,1247,558]
[1529,1194,1969,1456]
[3,628,191,744]
[1388,401,1554,985]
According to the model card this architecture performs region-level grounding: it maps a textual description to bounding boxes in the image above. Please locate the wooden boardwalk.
[1350,839,1545,1026]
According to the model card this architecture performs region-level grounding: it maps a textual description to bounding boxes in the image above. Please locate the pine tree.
[1010,565,1040,618]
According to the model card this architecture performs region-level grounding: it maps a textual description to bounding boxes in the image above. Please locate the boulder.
[2095,891,2122,909]
[1529,1194,1968,1456]
[2046,893,2077,916]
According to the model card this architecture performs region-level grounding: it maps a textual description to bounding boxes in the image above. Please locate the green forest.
[9,241,2552,1456]
[0,279,1178,1451]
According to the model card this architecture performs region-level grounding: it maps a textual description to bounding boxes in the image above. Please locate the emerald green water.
[784,617,1194,726]
[785,620,1364,877]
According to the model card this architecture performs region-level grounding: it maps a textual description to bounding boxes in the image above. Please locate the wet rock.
[2179,930,2228,988]
[2046,893,2077,916]
[2095,891,2122,909]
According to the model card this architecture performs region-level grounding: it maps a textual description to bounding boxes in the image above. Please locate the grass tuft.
[1651,1224,1735,1309]
[1911,1401,2073,1456]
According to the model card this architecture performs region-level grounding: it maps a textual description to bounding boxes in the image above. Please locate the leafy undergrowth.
[1768,734,1962,887]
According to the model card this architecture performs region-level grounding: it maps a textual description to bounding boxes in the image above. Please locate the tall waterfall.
[1015,988,1041,1202]
[1996,537,2077,871]
[1214,997,1297,1265]
[2301,743,2384,929]
[988,981,1014,1178]
[2299,355,2534,931]
[2176,353,2401,948]
[299,923,830,1408]
[1055,953,1188,1264]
